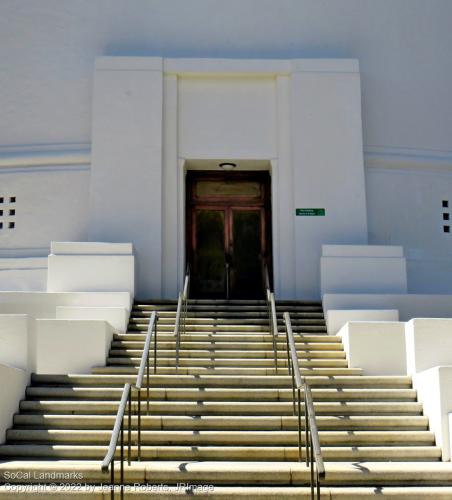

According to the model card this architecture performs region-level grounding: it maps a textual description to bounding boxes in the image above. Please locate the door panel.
[230,209,263,298]
[193,209,226,297]
[187,172,272,299]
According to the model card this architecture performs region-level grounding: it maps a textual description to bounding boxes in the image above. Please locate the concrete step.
[31,374,413,389]
[2,460,452,486]
[128,324,327,332]
[131,317,326,326]
[1,485,452,499]
[100,357,350,375]
[92,365,339,376]
[12,414,430,431]
[6,429,435,446]
[106,358,358,372]
[25,387,417,402]
[111,340,343,351]
[114,332,341,342]
[18,400,424,416]
[135,310,325,318]
[0,444,441,461]
[108,349,346,359]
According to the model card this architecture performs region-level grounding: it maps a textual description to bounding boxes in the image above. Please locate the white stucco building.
[3,3,452,496]
[0,0,451,300]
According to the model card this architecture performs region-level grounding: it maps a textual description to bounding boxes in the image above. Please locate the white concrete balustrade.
[337,316,452,461]
[0,314,116,375]
[327,309,399,335]
[320,245,407,296]
[405,319,452,375]
[413,367,452,461]
[55,306,128,333]
[0,315,31,371]
[0,364,28,444]
[0,291,131,318]
[47,242,135,298]
[338,321,406,376]
[33,319,114,374]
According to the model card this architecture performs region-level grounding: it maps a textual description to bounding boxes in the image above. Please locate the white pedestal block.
[0,291,131,318]
[321,245,407,296]
[327,309,399,335]
[406,319,452,375]
[338,321,406,375]
[414,366,452,461]
[47,242,135,298]
[56,306,128,333]
[0,314,31,371]
[33,319,113,374]
[323,293,452,322]
[0,364,29,443]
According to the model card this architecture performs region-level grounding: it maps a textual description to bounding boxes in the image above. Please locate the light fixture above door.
[218,162,237,171]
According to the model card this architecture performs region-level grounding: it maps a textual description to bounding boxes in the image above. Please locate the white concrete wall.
[291,63,367,298]
[323,294,452,322]
[0,315,31,371]
[338,321,406,376]
[178,77,276,159]
[405,319,452,375]
[0,258,47,291]
[89,57,163,298]
[0,163,90,257]
[320,245,407,296]
[1,1,451,152]
[47,241,135,297]
[414,366,452,461]
[327,309,399,336]
[366,166,452,294]
[33,319,113,374]
[0,364,29,444]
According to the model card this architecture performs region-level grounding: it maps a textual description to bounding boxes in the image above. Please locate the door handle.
[225,262,230,300]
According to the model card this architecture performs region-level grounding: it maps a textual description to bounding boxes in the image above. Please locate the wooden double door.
[186,171,272,299]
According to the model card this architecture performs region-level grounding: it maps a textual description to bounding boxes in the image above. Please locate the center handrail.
[283,312,325,500]
[101,310,158,499]
[174,266,190,369]
[135,310,158,460]
[263,264,278,372]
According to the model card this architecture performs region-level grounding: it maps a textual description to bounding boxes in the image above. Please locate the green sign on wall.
[295,208,326,216]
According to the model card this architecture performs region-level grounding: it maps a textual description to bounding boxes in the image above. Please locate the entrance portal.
[186,171,272,299]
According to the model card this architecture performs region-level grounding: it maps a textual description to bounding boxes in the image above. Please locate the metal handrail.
[283,312,325,500]
[174,266,190,369]
[102,310,158,499]
[135,311,158,460]
[263,264,278,372]
[101,383,132,500]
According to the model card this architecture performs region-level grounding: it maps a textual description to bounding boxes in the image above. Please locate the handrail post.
[147,344,150,415]
[297,387,302,462]
[127,391,131,465]
[102,311,160,496]
[120,417,124,500]
[137,389,141,461]
[304,388,310,466]
[283,312,324,498]
[154,315,158,374]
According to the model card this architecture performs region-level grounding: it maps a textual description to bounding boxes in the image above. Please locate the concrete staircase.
[1,299,452,498]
